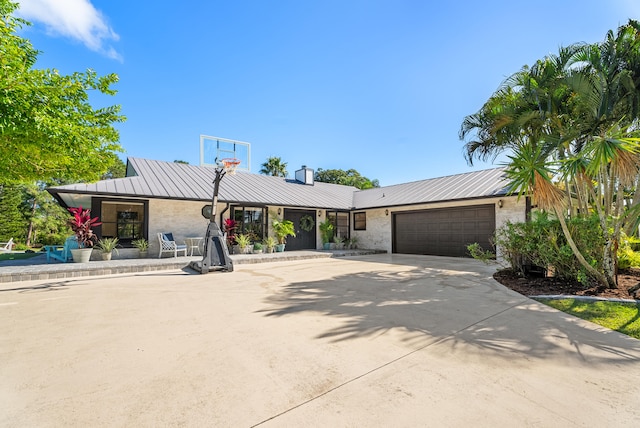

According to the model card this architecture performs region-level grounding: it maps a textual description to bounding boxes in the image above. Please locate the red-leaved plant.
[224,218,237,246]
[68,206,102,248]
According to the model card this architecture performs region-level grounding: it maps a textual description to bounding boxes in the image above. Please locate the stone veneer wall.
[145,197,527,258]
[147,201,290,256]
[148,199,211,257]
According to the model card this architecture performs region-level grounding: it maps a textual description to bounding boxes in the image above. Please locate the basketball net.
[220,158,241,175]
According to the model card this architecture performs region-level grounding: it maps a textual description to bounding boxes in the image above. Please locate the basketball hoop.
[220,158,241,175]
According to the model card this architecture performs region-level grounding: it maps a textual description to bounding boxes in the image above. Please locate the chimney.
[295,165,314,185]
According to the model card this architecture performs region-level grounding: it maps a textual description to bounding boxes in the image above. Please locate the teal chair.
[44,236,79,263]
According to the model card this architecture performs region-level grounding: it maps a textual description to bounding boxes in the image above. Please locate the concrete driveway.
[1,254,639,427]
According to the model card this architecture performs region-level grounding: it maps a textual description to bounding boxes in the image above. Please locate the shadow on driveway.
[259,262,640,366]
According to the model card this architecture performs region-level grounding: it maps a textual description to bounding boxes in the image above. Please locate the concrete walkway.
[1,254,639,427]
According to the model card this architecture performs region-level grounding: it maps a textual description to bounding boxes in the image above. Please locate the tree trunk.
[25,200,37,247]
[601,238,618,288]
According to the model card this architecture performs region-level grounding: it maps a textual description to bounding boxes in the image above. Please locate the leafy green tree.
[0,0,125,185]
[22,182,71,246]
[173,160,189,164]
[260,156,288,177]
[0,185,27,242]
[314,168,380,189]
[101,156,127,180]
[460,20,640,288]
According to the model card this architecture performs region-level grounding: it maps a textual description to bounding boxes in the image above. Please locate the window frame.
[326,210,350,239]
[231,205,267,240]
[92,198,149,247]
[353,212,367,231]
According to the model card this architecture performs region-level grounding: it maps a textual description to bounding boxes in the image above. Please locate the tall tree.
[0,0,125,185]
[460,20,640,288]
[314,168,380,189]
[101,156,127,180]
[260,156,288,177]
[22,181,71,246]
[0,185,26,242]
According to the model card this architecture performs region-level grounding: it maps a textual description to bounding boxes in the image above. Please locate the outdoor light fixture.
[498,200,503,208]
[318,210,321,217]
[385,209,389,216]
[277,208,282,215]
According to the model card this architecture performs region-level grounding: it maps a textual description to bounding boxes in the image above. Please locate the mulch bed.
[493,268,640,300]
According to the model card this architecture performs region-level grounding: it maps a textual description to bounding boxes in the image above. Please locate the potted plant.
[224,218,237,250]
[263,236,277,253]
[252,242,263,254]
[271,219,296,252]
[319,220,334,250]
[67,206,101,263]
[132,238,149,258]
[96,237,119,261]
[235,233,252,254]
[333,235,344,250]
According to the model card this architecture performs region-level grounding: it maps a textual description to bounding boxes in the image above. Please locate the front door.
[283,209,317,251]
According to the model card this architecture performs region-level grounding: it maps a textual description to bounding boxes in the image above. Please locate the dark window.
[99,201,147,245]
[232,206,266,240]
[327,211,349,239]
[353,212,366,230]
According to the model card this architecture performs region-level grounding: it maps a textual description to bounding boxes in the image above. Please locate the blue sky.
[16,0,640,186]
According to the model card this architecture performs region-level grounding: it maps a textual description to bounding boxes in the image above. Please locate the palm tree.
[460,20,640,288]
[259,156,288,177]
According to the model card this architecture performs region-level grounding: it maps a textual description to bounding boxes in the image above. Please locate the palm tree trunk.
[554,206,611,287]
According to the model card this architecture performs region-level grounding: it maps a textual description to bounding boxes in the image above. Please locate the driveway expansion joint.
[251,299,529,427]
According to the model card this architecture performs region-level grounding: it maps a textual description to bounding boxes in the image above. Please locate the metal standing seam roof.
[49,158,358,210]
[352,167,511,209]
[48,158,511,210]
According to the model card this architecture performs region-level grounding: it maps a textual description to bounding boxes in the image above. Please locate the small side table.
[184,237,204,256]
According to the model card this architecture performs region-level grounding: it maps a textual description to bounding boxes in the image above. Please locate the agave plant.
[234,233,251,250]
[263,236,277,251]
[96,237,119,254]
[68,206,101,248]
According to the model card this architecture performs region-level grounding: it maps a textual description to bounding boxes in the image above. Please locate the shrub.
[617,233,640,269]
[39,233,68,246]
[494,212,603,284]
[467,242,495,263]
[12,242,28,251]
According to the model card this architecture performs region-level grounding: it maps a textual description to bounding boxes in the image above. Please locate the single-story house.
[48,157,529,258]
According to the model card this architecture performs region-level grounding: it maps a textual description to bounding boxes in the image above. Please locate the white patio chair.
[0,238,14,252]
[157,233,187,258]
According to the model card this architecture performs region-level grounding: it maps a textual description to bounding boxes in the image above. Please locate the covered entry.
[392,204,495,257]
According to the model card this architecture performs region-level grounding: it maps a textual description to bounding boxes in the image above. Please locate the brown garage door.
[393,205,495,257]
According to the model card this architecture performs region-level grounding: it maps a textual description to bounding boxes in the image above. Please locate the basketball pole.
[189,163,234,274]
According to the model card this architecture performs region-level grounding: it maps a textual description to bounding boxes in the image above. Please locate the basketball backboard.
[199,135,251,172]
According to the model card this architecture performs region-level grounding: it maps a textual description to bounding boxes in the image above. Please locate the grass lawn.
[0,252,42,262]
[536,298,640,340]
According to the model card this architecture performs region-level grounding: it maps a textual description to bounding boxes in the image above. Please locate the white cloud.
[17,0,122,61]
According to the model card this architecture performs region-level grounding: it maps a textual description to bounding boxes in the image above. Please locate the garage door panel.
[393,205,495,257]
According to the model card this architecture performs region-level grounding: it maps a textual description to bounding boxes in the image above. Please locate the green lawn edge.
[0,252,41,262]
[536,298,640,340]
